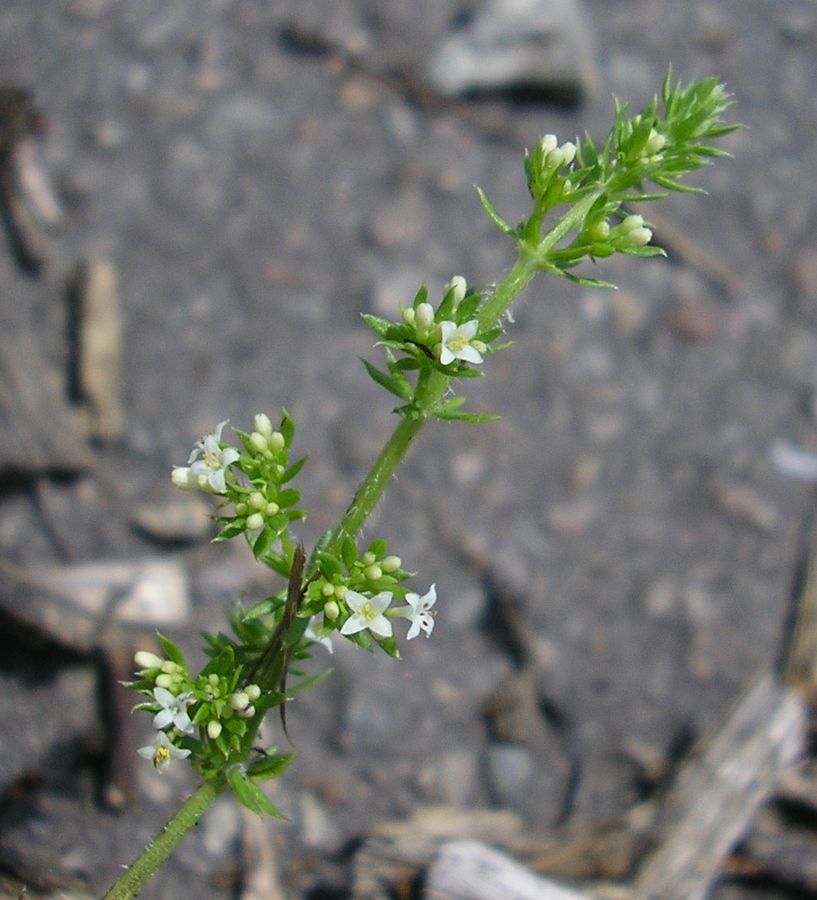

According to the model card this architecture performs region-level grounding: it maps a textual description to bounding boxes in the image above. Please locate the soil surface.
[1,1,816,898]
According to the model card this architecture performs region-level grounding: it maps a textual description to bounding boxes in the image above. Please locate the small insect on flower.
[137,731,191,773]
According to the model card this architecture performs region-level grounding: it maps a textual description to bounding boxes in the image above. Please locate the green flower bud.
[249,492,266,510]
[246,512,264,530]
[235,501,248,515]
[333,584,347,600]
[265,502,279,516]
[322,582,335,597]
[245,684,261,702]
[155,673,174,689]
[324,600,340,621]
[269,431,285,451]
[249,432,268,453]
[402,307,416,325]
[362,551,376,566]
[365,564,382,580]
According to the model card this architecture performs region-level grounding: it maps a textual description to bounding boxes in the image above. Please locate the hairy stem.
[103,776,226,900]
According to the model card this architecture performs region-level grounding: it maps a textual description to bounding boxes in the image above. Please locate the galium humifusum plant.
[104,69,738,899]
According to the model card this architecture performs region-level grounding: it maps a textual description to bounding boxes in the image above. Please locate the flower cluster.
[170,413,307,577]
[241,537,438,659]
[130,641,273,775]
[360,276,504,424]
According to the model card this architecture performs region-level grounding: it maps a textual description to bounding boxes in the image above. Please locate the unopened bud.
[269,431,285,451]
[362,551,376,566]
[230,691,249,711]
[134,650,164,670]
[324,600,340,621]
[155,673,174,689]
[402,307,416,325]
[207,720,222,740]
[620,214,644,233]
[246,512,264,530]
[446,275,467,306]
[625,226,652,247]
[381,555,401,573]
[249,431,268,453]
[245,684,261,702]
[322,582,335,597]
[415,302,435,331]
[249,492,266,510]
[540,134,558,153]
[265,502,279,516]
[365,564,382,581]
[645,128,666,154]
[253,413,273,436]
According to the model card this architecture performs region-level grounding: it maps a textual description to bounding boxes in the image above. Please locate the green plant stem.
[478,192,599,331]
[102,776,226,900]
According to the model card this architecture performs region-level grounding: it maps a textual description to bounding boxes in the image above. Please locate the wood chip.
[633,672,806,900]
[68,258,124,441]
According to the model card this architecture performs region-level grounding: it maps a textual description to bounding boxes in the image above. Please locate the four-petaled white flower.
[439,320,483,366]
[396,585,437,639]
[304,620,334,654]
[172,420,239,494]
[152,686,194,734]
[137,730,191,773]
[340,591,393,639]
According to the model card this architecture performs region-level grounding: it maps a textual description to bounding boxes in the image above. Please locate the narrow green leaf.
[248,751,296,782]
[360,313,394,339]
[475,186,515,236]
[362,359,412,400]
[433,409,500,424]
[156,632,186,667]
[279,409,295,448]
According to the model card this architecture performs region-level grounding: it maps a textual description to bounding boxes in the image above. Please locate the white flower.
[137,731,191,773]
[152,687,194,734]
[438,320,483,366]
[396,585,437,639]
[304,620,334,653]
[173,420,239,494]
[340,591,393,639]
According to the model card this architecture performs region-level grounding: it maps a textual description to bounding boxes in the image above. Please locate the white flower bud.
[446,276,467,306]
[322,582,335,597]
[230,691,249,711]
[265,502,279,516]
[365,564,382,581]
[240,705,256,719]
[269,431,285,451]
[334,584,347,600]
[540,134,558,153]
[402,307,416,325]
[134,650,164,670]
[253,413,273,437]
[621,214,644,232]
[645,129,666,154]
[171,466,197,491]
[207,720,222,740]
[245,684,261,702]
[362,551,376,566]
[560,142,576,166]
[625,226,652,247]
[249,492,266,510]
[415,302,435,331]
[155,673,174,688]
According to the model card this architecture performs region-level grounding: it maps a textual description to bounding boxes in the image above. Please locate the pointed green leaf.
[475,186,516,236]
[361,359,412,400]
[248,751,296,782]
[156,632,186,667]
